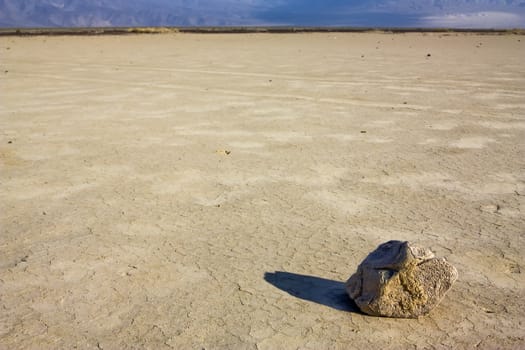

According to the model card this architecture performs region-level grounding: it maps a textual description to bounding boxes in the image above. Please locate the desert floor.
[1,32,524,349]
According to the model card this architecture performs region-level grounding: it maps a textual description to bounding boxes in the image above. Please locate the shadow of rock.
[264,271,361,313]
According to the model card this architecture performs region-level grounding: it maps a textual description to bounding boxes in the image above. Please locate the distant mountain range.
[0,0,269,27]
[1,0,524,28]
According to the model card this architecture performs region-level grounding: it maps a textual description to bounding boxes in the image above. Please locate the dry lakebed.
[1,32,524,349]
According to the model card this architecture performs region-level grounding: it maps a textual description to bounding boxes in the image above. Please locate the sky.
[0,0,524,28]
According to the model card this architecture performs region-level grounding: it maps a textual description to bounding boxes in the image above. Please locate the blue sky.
[1,0,524,28]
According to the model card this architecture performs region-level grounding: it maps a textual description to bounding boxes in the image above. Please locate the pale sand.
[1,33,524,349]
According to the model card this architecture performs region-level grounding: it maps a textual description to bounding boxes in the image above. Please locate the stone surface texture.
[346,240,458,318]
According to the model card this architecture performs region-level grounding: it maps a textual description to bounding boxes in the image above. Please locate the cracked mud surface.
[1,33,524,349]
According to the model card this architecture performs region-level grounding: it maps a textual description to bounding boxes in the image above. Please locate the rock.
[216,149,231,156]
[346,240,458,318]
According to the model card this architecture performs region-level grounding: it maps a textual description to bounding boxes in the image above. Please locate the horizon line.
[1,26,524,36]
